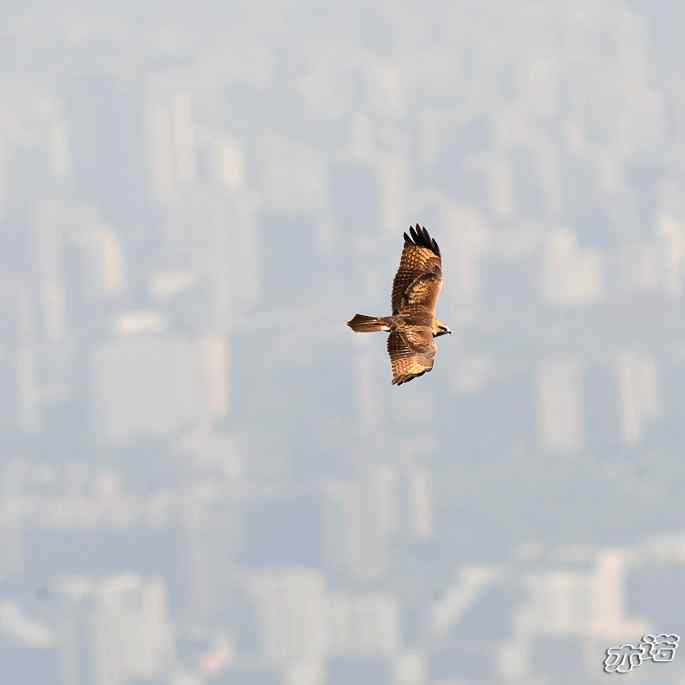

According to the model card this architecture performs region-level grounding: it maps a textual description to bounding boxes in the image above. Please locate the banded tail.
[347,314,392,333]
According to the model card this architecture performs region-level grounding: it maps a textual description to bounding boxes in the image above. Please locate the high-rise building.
[65,75,151,229]
[615,350,660,447]
[537,358,584,452]
[246,569,327,666]
[540,229,604,305]
[56,575,175,685]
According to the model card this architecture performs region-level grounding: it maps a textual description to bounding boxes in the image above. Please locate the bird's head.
[433,320,452,337]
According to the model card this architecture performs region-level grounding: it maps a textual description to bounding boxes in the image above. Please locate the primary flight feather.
[347,224,451,385]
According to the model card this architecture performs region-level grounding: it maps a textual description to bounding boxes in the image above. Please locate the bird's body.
[347,224,451,385]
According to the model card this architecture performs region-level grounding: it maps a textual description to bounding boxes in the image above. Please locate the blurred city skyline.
[3,2,685,683]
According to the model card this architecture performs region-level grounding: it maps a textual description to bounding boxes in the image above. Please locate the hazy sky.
[3,3,685,684]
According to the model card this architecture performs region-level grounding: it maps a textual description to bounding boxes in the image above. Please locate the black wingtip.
[405,224,440,257]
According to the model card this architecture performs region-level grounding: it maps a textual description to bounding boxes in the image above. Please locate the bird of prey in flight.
[347,224,451,385]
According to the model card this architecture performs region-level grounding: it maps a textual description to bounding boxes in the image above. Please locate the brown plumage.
[347,224,451,385]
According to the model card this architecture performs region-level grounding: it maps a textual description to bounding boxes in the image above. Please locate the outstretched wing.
[391,224,443,315]
[387,329,436,386]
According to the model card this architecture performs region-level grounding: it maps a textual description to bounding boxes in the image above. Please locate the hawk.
[347,224,451,385]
